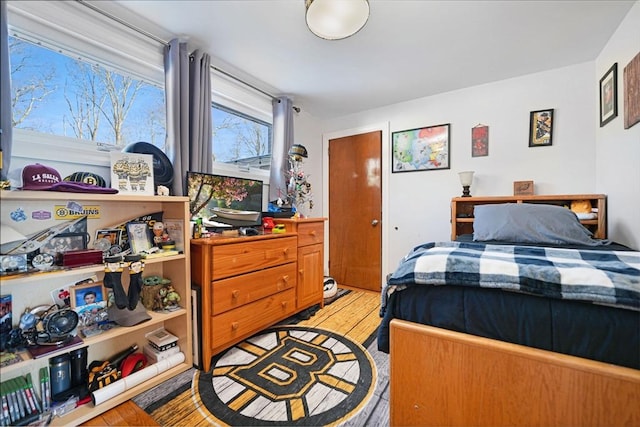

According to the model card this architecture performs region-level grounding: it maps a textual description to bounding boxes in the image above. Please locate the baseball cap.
[21,163,62,190]
[64,171,108,188]
[107,303,151,327]
[50,181,118,194]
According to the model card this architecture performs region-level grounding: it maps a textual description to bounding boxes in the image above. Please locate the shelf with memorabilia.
[0,190,192,426]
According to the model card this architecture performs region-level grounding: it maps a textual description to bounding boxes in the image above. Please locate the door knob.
[371,219,379,226]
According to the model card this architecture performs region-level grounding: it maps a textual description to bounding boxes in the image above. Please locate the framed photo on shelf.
[528,109,554,147]
[599,63,618,127]
[126,221,153,254]
[70,281,107,309]
[40,233,87,255]
[391,123,450,173]
[110,152,154,195]
[163,218,185,252]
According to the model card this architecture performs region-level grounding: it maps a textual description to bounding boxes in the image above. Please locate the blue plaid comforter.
[383,241,640,312]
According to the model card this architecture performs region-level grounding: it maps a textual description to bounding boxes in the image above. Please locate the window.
[212,102,272,170]
[10,35,165,149]
[7,0,273,175]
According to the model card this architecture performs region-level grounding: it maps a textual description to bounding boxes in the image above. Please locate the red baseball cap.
[21,163,62,190]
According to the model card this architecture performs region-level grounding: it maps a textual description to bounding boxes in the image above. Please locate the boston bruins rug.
[195,325,377,426]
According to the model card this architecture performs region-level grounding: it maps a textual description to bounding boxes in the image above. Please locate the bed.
[378,196,640,426]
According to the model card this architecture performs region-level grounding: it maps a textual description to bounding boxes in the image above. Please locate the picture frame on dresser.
[600,62,618,127]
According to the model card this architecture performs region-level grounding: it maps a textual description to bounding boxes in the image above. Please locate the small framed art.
[471,124,488,157]
[624,53,640,129]
[391,123,450,173]
[600,63,618,127]
[110,152,154,195]
[126,221,153,254]
[529,109,554,147]
[513,180,534,196]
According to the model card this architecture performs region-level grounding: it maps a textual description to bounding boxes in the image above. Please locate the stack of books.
[143,328,180,364]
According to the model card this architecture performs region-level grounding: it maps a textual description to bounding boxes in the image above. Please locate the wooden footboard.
[390,319,640,426]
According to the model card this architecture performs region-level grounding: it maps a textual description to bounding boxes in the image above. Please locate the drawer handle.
[283,247,289,255]
[281,301,288,308]
[232,290,239,299]
[282,275,290,283]
[309,230,316,236]
[231,322,239,330]
[298,269,304,276]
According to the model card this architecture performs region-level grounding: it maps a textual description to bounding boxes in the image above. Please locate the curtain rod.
[75,0,300,112]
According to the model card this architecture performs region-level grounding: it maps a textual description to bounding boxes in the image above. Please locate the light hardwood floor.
[82,288,387,426]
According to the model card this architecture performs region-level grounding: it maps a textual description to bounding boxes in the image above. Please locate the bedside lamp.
[458,171,475,197]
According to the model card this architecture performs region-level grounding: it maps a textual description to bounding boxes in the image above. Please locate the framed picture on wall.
[599,63,618,127]
[471,124,489,157]
[623,53,640,129]
[391,123,451,173]
[528,109,554,147]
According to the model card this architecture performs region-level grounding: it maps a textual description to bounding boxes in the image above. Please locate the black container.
[49,353,71,395]
[69,347,88,387]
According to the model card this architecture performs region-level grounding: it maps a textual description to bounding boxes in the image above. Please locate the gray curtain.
[269,97,294,203]
[0,0,12,181]
[164,38,212,196]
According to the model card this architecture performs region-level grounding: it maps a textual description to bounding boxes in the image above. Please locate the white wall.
[595,1,640,250]
[317,61,607,270]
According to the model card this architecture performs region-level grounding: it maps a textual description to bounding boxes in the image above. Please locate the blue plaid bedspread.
[383,241,640,312]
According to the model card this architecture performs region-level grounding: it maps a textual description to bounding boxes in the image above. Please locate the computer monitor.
[186,171,263,227]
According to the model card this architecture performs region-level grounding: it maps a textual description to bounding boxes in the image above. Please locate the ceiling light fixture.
[305,0,370,40]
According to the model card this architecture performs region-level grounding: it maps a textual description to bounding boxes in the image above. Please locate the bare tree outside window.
[212,103,272,170]
[9,35,272,168]
[9,35,165,149]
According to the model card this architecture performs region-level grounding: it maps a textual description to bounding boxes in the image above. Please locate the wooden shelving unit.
[0,190,192,426]
[450,194,607,240]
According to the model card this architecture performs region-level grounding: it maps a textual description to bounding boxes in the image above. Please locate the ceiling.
[108,0,635,119]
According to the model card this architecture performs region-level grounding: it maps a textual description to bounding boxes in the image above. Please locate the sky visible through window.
[10,35,165,147]
[10,35,271,166]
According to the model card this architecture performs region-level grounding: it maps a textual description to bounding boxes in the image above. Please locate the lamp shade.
[305,0,370,40]
[458,171,475,186]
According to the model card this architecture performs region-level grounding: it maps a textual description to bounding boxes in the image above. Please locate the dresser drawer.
[297,222,324,246]
[211,288,296,350]
[212,262,296,315]
[212,236,297,279]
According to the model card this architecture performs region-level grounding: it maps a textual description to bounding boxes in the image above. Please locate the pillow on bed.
[472,203,608,246]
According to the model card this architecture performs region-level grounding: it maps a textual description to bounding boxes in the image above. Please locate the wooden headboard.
[450,194,607,241]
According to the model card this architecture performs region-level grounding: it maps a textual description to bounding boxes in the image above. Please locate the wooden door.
[328,131,382,291]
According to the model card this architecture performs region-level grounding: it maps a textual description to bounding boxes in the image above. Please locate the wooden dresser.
[273,218,326,311]
[191,221,325,372]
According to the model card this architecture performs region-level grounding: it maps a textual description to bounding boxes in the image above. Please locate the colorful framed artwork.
[471,124,488,157]
[624,53,640,129]
[528,109,554,147]
[600,63,618,127]
[391,123,451,173]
